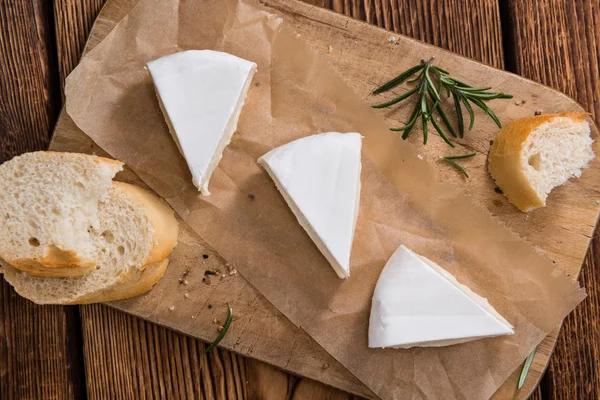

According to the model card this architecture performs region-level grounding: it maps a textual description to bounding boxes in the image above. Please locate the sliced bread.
[0,151,123,276]
[488,112,594,212]
[2,181,178,304]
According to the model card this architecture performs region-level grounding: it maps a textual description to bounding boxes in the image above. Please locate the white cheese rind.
[258,132,362,279]
[147,50,257,195]
[369,245,514,348]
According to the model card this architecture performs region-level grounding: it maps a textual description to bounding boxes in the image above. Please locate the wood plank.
[505,1,600,398]
[0,0,85,398]
[326,0,505,69]
[54,0,106,89]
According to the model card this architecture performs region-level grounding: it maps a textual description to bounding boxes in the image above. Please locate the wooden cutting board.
[48,0,600,398]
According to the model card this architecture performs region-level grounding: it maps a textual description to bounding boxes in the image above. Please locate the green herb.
[372,58,512,145]
[204,304,233,353]
[518,347,537,389]
[440,153,476,178]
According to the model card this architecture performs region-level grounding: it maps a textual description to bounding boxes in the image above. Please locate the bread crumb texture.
[489,112,594,212]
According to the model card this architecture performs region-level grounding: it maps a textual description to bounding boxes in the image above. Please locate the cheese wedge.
[258,132,362,279]
[147,50,257,195]
[369,245,514,348]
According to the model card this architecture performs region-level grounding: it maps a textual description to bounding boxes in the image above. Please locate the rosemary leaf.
[452,91,464,138]
[430,115,455,147]
[436,102,457,138]
[460,95,475,130]
[431,65,449,75]
[425,69,441,101]
[443,153,476,160]
[422,115,428,144]
[469,97,502,128]
[450,78,472,88]
[391,102,421,132]
[372,86,419,109]
[204,304,233,353]
[407,71,424,83]
[401,111,421,139]
[518,347,537,389]
[373,64,425,94]
[456,86,492,93]
[441,157,469,178]
[466,92,509,100]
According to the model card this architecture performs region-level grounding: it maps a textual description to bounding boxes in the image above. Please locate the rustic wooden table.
[1,1,599,399]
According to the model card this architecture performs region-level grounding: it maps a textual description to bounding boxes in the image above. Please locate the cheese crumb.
[328,46,333,53]
[169,305,175,311]
[387,35,398,43]
[184,293,189,299]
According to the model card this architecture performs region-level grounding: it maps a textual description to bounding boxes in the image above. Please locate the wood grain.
[48,0,509,399]
[54,0,591,398]
[79,304,252,399]
[54,0,106,89]
[0,1,84,399]
[325,0,505,69]
[4,0,597,399]
[50,0,510,399]
[506,2,600,398]
[0,0,59,161]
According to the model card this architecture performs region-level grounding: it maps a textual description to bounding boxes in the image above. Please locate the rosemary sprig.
[204,304,233,353]
[372,58,512,144]
[440,153,476,178]
[518,347,537,389]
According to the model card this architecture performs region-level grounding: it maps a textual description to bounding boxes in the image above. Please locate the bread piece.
[488,112,594,212]
[2,182,178,304]
[0,151,123,276]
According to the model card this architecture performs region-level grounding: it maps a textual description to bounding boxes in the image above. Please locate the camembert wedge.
[369,245,514,348]
[147,50,257,195]
[258,132,362,279]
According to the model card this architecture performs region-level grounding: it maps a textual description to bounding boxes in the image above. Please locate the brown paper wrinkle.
[64,0,585,399]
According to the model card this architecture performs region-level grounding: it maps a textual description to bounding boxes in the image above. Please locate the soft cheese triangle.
[258,132,362,279]
[147,50,257,195]
[369,245,514,348]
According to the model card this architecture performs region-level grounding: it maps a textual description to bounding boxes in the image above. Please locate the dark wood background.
[1,0,599,398]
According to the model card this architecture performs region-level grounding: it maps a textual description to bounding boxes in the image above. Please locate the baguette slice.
[488,112,594,212]
[0,151,123,276]
[2,182,178,304]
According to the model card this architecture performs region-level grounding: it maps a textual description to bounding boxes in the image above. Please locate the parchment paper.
[64,0,585,398]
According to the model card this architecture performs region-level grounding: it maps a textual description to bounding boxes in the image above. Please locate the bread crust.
[110,181,179,265]
[488,112,589,212]
[65,259,169,304]
[2,259,169,305]
[10,249,95,277]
